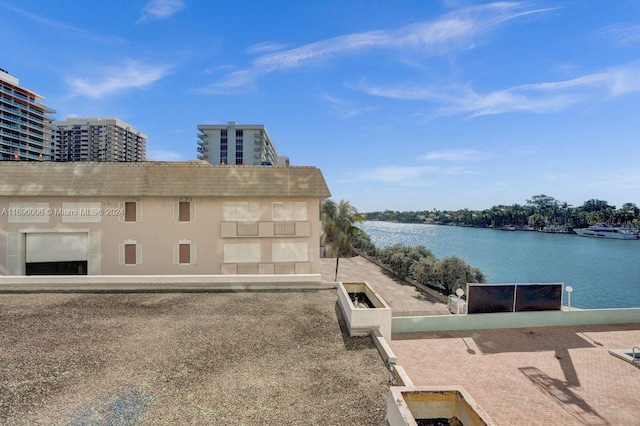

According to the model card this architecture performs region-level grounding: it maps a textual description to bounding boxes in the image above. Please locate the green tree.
[321,199,366,281]
[378,244,426,277]
[526,194,558,225]
[434,256,485,294]
[560,201,572,226]
[410,254,438,285]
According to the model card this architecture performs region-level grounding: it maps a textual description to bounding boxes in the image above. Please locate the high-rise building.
[197,122,279,166]
[0,69,55,161]
[53,118,147,162]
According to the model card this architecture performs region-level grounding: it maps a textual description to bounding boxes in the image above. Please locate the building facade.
[197,121,279,166]
[0,161,330,276]
[0,69,55,161]
[52,118,147,162]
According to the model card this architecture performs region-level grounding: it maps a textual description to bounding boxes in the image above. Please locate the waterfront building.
[0,69,55,161]
[0,161,330,276]
[52,118,147,162]
[197,121,279,166]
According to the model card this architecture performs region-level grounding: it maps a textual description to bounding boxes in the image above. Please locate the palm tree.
[321,199,366,281]
[560,201,572,226]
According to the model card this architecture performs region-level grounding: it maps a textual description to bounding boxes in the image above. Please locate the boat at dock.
[542,225,569,233]
[573,224,638,240]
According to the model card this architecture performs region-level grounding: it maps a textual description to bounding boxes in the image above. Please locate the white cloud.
[1,3,123,43]
[200,70,256,95]
[320,93,378,117]
[363,166,427,182]
[68,60,172,99]
[200,2,553,94]
[138,0,185,23]
[352,163,477,184]
[596,24,640,47]
[246,41,292,55]
[357,62,640,117]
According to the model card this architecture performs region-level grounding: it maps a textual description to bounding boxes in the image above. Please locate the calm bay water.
[359,221,640,309]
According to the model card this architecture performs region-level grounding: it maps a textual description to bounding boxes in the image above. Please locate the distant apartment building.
[0,69,55,161]
[197,121,280,166]
[53,118,147,162]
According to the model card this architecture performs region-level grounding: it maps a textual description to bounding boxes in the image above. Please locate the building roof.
[52,118,148,139]
[0,161,331,198]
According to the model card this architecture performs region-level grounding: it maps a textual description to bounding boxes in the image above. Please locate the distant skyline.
[2,0,639,211]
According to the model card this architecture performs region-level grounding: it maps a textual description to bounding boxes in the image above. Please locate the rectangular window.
[7,202,50,224]
[125,202,137,222]
[221,130,227,137]
[272,202,308,221]
[223,202,260,222]
[179,202,190,221]
[173,201,195,222]
[173,241,196,265]
[236,129,243,137]
[272,242,308,262]
[125,244,136,264]
[224,243,261,263]
[237,222,259,236]
[119,240,141,265]
[274,222,296,235]
[179,243,190,264]
[120,201,141,223]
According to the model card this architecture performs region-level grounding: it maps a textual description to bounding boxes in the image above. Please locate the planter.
[337,281,392,342]
[386,386,495,426]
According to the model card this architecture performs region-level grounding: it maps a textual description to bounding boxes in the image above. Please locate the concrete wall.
[1,196,322,276]
[386,386,495,426]
[338,282,392,342]
[392,308,640,334]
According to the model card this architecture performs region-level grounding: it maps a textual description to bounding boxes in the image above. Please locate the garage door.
[26,233,88,263]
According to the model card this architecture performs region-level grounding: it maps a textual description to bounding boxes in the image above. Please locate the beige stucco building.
[0,161,330,276]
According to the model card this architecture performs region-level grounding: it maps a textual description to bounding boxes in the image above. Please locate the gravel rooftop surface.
[0,291,393,425]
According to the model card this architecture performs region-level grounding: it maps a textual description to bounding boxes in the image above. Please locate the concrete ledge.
[392,307,640,333]
[371,328,397,365]
[609,348,640,368]
[386,386,495,426]
[391,365,413,387]
[0,274,335,293]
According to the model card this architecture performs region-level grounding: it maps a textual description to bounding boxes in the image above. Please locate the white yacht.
[574,224,638,240]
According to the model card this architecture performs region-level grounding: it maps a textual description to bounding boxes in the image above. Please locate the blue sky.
[2,0,639,212]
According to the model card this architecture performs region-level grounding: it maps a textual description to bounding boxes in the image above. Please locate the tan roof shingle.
[0,161,332,198]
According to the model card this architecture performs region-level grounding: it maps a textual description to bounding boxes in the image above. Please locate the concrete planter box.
[338,281,392,342]
[386,386,495,426]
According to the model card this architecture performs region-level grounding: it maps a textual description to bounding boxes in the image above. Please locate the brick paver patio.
[391,323,640,425]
